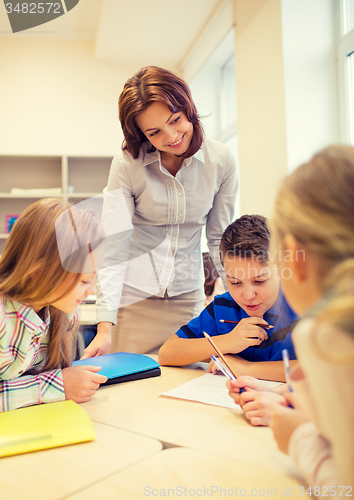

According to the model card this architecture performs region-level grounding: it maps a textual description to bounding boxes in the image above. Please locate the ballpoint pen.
[210,355,236,380]
[219,319,273,329]
[282,348,293,392]
[282,348,294,408]
[203,331,244,392]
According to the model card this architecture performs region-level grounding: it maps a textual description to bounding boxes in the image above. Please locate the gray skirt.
[109,288,205,354]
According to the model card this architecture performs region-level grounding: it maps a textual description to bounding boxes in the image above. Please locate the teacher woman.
[83,66,238,356]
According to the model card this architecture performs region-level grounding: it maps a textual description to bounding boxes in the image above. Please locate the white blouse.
[96,138,238,323]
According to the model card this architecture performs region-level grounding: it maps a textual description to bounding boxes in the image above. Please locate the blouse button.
[19,370,23,375]
[33,337,40,344]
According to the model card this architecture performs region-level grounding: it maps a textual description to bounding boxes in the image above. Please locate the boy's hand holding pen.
[220,317,272,354]
[220,319,274,330]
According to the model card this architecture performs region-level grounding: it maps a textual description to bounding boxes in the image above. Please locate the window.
[338,0,354,144]
[219,53,238,177]
[342,0,354,34]
[188,27,239,204]
[189,30,237,145]
[347,51,354,144]
[188,28,239,253]
[220,54,237,138]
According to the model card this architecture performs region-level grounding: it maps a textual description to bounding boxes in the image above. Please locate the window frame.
[337,0,354,144]
[219,53,238,143]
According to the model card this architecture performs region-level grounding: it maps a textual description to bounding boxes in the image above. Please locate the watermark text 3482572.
[3,1,80,33]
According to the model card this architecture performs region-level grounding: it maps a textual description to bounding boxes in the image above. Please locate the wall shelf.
[0,193,65,198]
[0,155,112,253]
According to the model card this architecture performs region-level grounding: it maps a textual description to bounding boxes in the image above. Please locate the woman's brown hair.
[0,198,104,372]
[118,66,204,159]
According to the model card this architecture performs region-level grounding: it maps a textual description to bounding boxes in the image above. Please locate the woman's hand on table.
[81,322,112,359]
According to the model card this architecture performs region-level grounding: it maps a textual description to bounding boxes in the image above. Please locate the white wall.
[233,0,288,217]
[281,0,339,172]
[0,37,129,156]
[0,0,340,173]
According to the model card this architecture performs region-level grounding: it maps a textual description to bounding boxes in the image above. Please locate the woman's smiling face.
[136,101,193,156]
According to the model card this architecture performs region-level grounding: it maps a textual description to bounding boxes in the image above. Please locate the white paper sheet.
[161,373,281,410]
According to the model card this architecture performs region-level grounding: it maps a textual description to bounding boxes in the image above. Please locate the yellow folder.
[0,400,96,457]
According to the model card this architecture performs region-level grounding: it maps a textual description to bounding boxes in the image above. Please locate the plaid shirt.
[0,297,76,412]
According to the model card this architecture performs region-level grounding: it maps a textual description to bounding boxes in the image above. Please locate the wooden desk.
[80,363,302,479]
[0,421,162,500]
[0,361,304,500]
[66,447,303,500]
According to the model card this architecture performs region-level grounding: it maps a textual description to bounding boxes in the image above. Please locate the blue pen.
[282,348,294,408]
[203,331,245,393]
[211,355,236,380]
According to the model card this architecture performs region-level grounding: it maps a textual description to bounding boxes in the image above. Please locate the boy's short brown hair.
[220,214,270,263]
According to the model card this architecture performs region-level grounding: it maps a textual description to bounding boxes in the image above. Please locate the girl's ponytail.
[316,258,354,339]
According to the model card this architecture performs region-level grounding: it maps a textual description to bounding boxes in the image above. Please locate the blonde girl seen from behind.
[269,145,354,492]
[0,198,107,412]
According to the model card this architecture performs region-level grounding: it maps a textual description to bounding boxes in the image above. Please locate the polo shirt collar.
[264,289,285,325]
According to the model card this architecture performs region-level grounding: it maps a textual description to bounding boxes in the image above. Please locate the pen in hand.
[282,348,294,409]
[219,319,274,329]
[211,355,236,380]
[203,331,245,393]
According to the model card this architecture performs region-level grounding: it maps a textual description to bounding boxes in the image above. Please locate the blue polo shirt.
[175,290,298,361]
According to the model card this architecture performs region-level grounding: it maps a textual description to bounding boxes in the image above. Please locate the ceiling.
[0,0,222,70]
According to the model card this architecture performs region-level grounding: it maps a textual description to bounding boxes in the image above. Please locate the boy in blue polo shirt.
[158,215,298,381]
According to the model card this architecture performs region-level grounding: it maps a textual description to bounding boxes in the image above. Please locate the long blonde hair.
[272,145,354,342]
[0,198,104,371]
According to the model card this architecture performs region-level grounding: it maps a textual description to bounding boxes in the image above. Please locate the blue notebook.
[73,352,161,386]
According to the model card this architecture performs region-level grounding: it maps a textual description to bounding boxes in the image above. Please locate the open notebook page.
[161,373,281,410]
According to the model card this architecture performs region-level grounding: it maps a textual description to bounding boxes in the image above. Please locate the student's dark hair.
[118,66,204,159]
[220,215,270,263]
